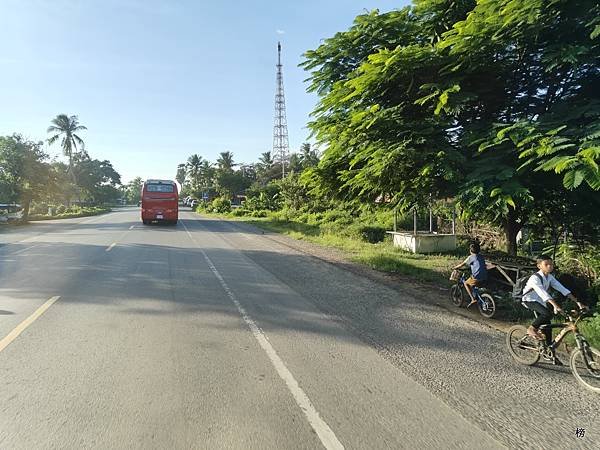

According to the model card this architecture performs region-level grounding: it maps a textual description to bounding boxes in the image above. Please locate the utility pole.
[273,41,289,178]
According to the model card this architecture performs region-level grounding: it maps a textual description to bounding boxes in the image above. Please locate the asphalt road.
[0,208,596,449]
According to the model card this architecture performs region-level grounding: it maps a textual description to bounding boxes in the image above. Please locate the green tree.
[72,153,122,204]
[215,170,251,198]
[302,1,600,254]
[299,143,320,169]
[0,135,51,221]
[46,114,87,180]
[436,0,600,253]
[48,161,79,206]
[216,151,235,173]
[276,172,309,210]
[125,177,143,204]
[186,154,204,196]
[255,151,281,185]
[176,163,186,186]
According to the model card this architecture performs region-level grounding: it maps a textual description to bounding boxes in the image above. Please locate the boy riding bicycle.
[522,254,588,364]
[452,242,494,307]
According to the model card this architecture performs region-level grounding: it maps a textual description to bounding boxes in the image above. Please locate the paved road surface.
[0,208,596,449]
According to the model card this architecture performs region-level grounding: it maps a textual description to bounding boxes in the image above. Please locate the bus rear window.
[146,184,174,193]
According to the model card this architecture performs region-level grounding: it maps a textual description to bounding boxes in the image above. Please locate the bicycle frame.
[528,313,590,353]
[458,274,483,304]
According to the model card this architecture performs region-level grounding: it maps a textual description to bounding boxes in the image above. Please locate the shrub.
[231,208,247,217]
[358,225,387,243]
[322,208,354,225]
[56,205,67,215]
[30,202,49,215]
[249,210,268,218]
[210,197,231,214]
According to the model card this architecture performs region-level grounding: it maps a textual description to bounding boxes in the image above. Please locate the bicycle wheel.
[478,293,496,318]
[450,283,464,307]
[570,345,600,394]
[506,325,540,365]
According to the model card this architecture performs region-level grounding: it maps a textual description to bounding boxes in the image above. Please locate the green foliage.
[29,206,111,221]
[579,313,600,348]
[72,153,121,204]
[0,135,52,220]
[124,177,143,204]
[302,0,600,255]
[206,197,231,214]
[357,225,387,243]
[273,172,309,211]
[46,114,87,178]
[215,170,250,198]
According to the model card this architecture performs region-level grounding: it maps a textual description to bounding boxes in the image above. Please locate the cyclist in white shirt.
[522,255,587,364]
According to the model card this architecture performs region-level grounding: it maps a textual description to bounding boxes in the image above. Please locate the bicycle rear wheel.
[506,325,540,365]
[570,345,600,394]
[478,293,496,318]
[450,284,464,307]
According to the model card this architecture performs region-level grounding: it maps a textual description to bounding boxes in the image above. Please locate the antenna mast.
[273,41,289,178]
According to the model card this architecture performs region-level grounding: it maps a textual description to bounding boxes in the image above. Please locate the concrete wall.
[387,232,457,254]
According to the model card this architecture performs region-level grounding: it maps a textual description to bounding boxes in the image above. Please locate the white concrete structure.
[387,231,457,254]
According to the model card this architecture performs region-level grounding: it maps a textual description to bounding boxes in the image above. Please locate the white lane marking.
[0,296,61,353]
[106,242,116,252]
[12,244,41,255]
[129,225,135,230]
[181,220,344,450]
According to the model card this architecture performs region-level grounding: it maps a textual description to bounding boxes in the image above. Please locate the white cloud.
[276,29,285,35]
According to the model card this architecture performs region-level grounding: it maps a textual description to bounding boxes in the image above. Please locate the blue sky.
[0,0,408,183]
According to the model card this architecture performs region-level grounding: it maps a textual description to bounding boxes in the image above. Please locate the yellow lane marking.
[0,296,61,353]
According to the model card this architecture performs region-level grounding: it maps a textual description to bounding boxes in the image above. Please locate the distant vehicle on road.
[141,179,178,225]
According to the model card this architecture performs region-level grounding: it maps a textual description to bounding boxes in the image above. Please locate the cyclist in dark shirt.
[453,242,494,307]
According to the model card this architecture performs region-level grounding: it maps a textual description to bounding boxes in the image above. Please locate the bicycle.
[506,308,600,394]
[449,270,496,318]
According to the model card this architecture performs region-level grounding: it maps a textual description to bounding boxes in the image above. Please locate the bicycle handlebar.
[560,309,595,322]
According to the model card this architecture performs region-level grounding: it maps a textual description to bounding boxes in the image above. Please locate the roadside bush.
[56,205,67,215]
[249,210,268,218]
[30,202,49,215]
[209,197,231,214]
[243,193,280,212]
[580,313,600,348]
[358,225,387,243]
[321,208,354,226]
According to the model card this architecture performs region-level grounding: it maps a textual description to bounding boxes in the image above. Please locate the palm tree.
[176,163,186,186]
[199,160,214,189]
[186,154,203,194]
[216,151,235,173]
[47,114,87,178]
[258,151,274,168]
[299,143,319,169]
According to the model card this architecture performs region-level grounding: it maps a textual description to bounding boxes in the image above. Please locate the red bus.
[141,179,178,225]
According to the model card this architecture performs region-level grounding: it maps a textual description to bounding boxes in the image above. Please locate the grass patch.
[28,207,111,221]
